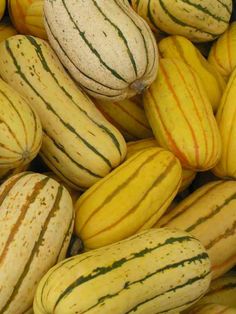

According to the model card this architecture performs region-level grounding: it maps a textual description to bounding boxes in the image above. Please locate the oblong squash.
[208,22,236,80]
[158,35,226,112]
[44,0,158,101]
[126,138,196,192]
[94,98,153,141]
[0,77,42,170]
[156,180,236,279]
[75,147,182,249]
[0,172,74,314]
[213,67,236,179]
[0,35,127,190]
[144,58,222,171]
[33,228,211,314]
[131,0,232,42]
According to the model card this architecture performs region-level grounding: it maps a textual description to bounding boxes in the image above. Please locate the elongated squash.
[126,138,196,192]
[156,181,236,279]
[158,35,226,112]
[33,228,211,314]
[0,172,74,314]
[0,77,42,170]
[0,35,127,190]
[208,22,236,80]
[188,303,236,314]
[44,0,158,101]
[213,68,236,179]
[193,272,236,308]
[144,58,222,171]
[131,0,232,42]
[8,0,47,39]
[94,98,153,141]
[75,147,182,249]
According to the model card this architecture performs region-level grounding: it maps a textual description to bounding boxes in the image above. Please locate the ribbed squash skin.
[189,303,236,314]
[208,22,236,80]
[75,147,182,249]
[44,0,158,101]
[131,0,232,42]
[8,0,47,39]
[0,77,42,170]
[144,58,222,171]
[94,98,153,141]
[0,19,17,42]
[158,35,226,112]
[194,272,236,308]
[126,138,196,192]
[156,181,236,279]
[213,68,236,179]
[0,172,74,314]
[33,228,211,314]
[0,35,127,190]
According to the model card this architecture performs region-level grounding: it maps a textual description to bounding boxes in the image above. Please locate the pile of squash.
[0,0,236,313]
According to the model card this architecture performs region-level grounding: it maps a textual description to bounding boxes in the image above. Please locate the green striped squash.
[0,172,74,314]
[33,228,211,314]
[0,35,127,191]
[43,0,158,101]
[144,58,222,171]
[195,272,236,308]
[156,181,236,279]
[131,0,232,42]
[94,98,153,141]
[208,22,236,80]
[75,147,182,250]
[158,35,226,112]
[0,77,42,170]
[213,67,236,179]
[126,138,197,193]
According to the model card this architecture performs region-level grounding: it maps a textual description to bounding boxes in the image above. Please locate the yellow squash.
[213,67,236,179]
[159,35,226,112]
[0,18,17,42]
[0,77,42,170]
[75,147,182,249]
[0,0,5,21]
[8,0,47,39]
[144,58,221,171]
[33,228,211,314]
[188,303,236,314]
[156,181,236,279]
[208,22,236,80]
[126,138,196,192]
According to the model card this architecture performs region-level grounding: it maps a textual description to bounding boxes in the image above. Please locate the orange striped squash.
[144,58,222,171]
[126,138,196,192]
[156,180,236,279]
[74,147,182,250]
[208,22,236,80]
[94,98,153,141]
[213,67,236,179]
[0,172,74,314]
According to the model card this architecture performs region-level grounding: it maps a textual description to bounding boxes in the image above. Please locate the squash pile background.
[0,1,236,313]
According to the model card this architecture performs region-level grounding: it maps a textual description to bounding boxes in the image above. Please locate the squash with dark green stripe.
[0,35,127,190]
[43,0,158,101]
[131,0,232,42]
[0,77,42,170]
[156,181,236,279]
[74,147,182,249]
[33,228,211,314]
[0,172,74,314]
[144,58,222,171]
